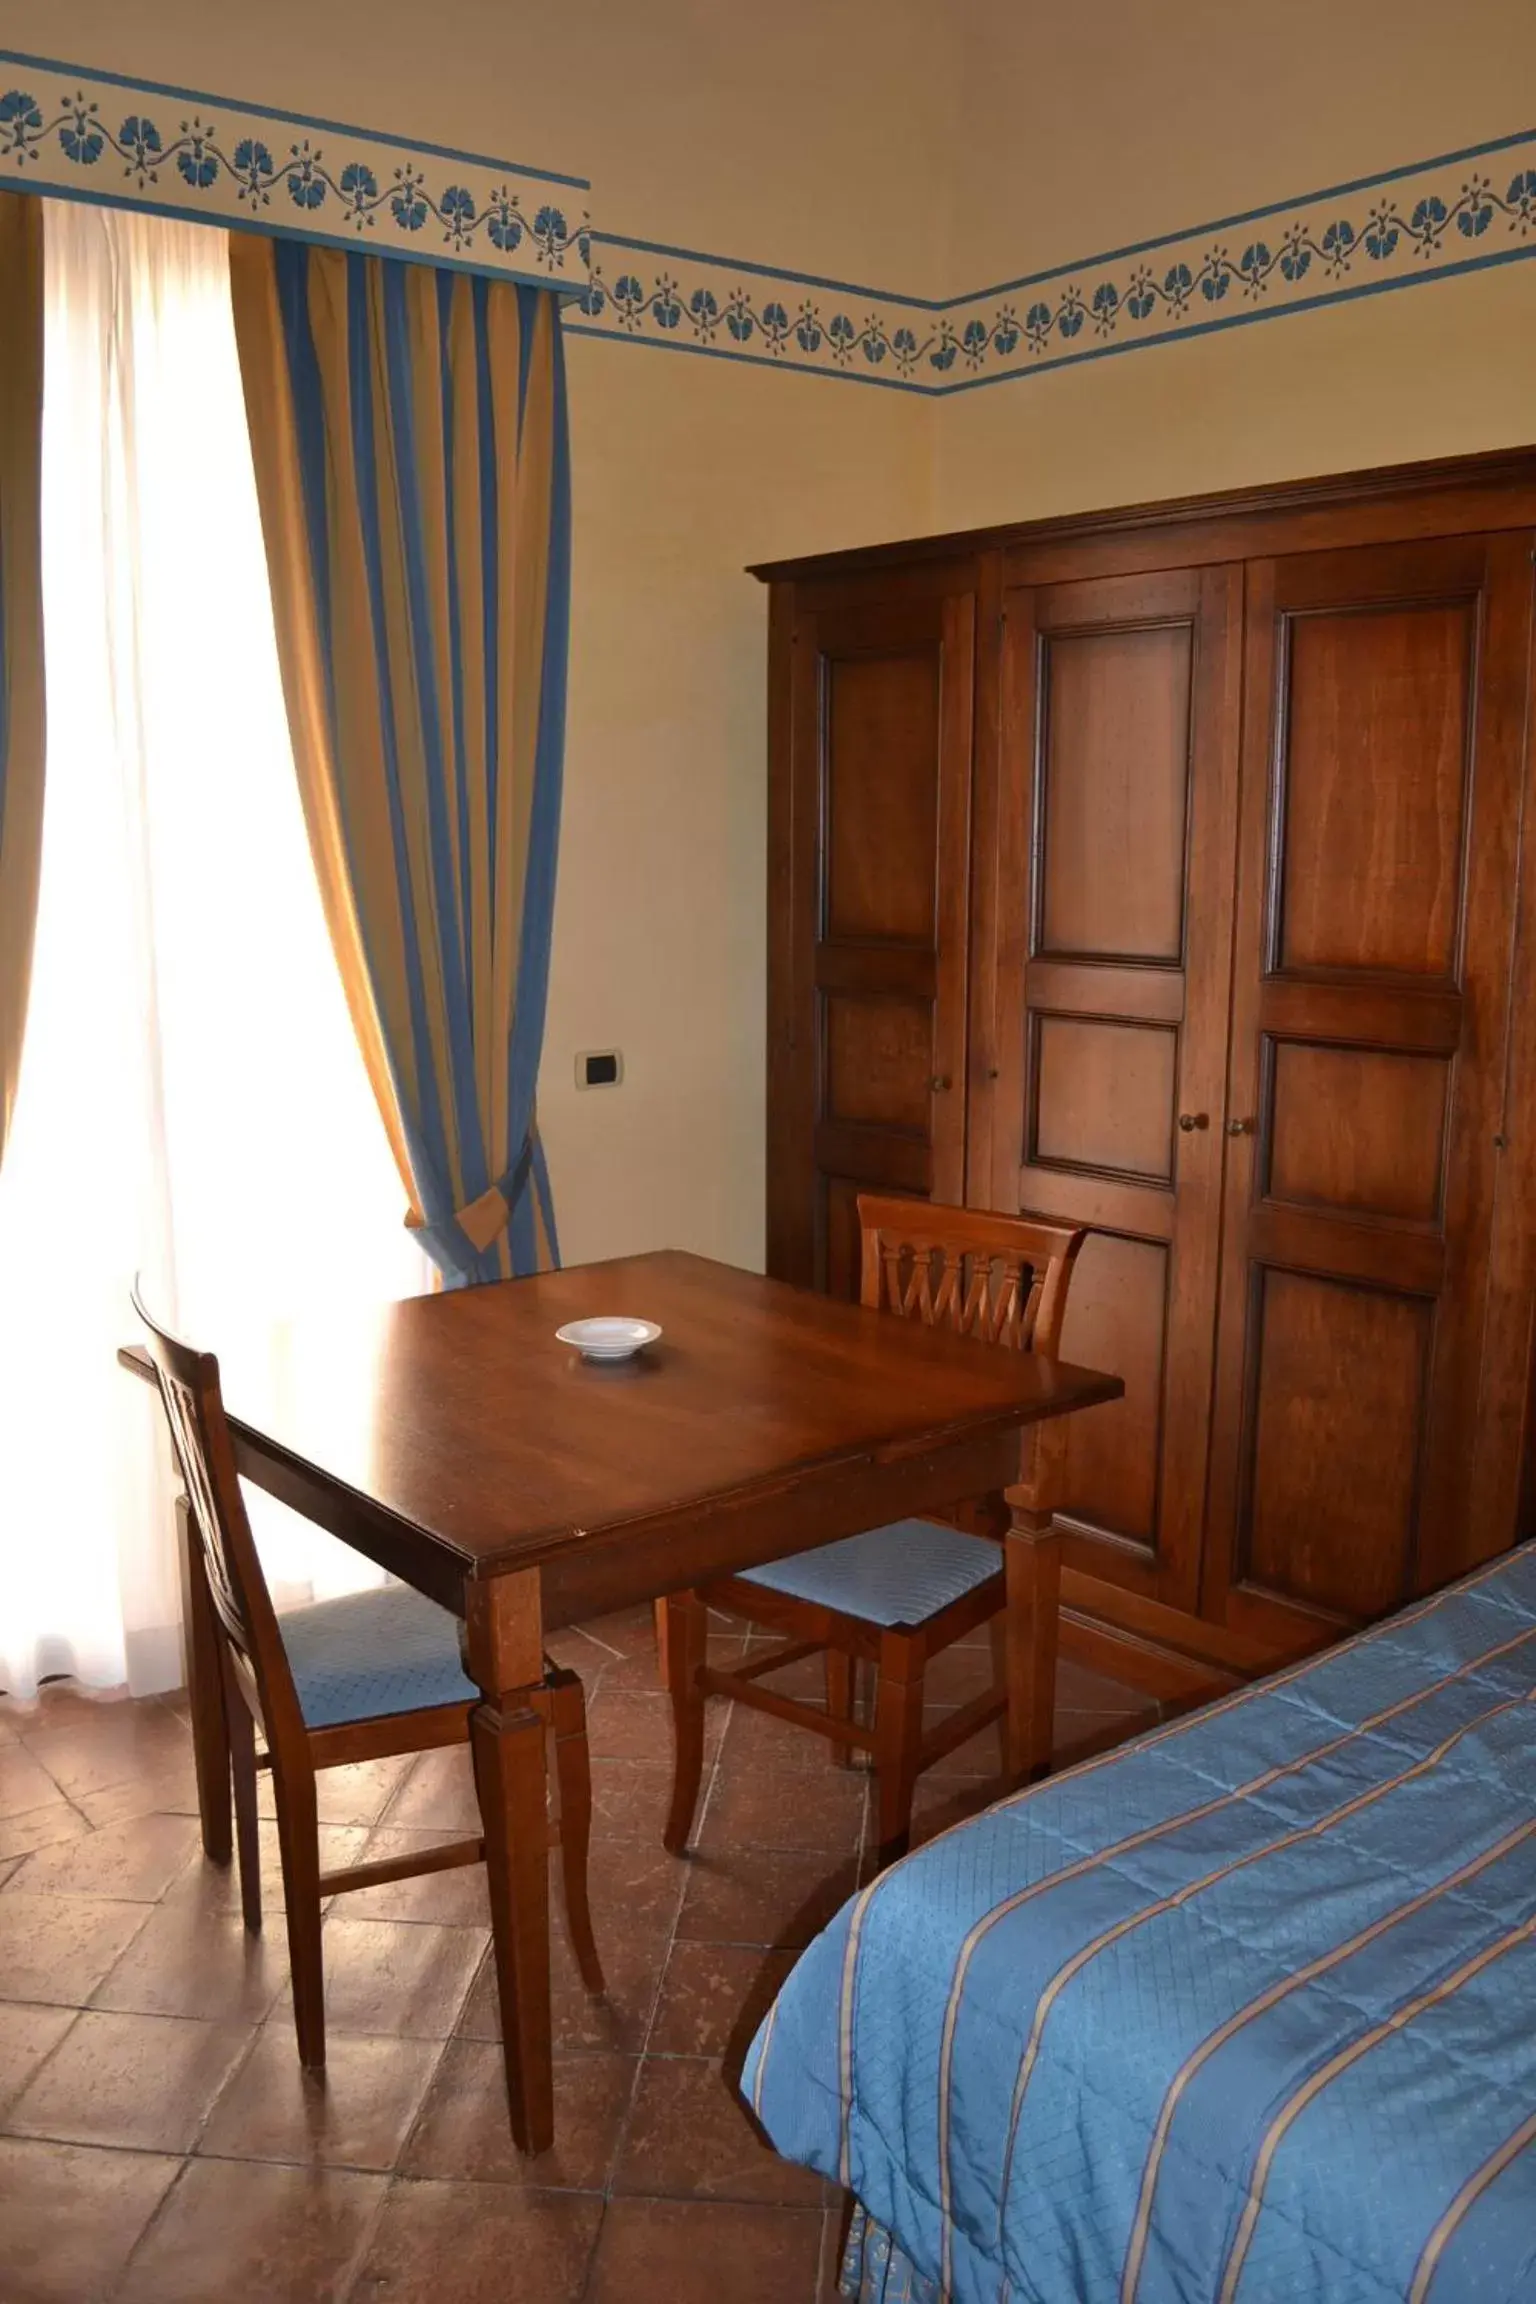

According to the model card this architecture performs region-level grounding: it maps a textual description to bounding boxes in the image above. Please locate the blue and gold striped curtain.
[229,235,569,1284]
[0,189,46,1170]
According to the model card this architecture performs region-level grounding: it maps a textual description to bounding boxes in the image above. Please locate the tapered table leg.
[1002,1421,1067,1786]
[662,1589,708,1855]
[464,1571,554,2154]
[176,1493,232,1865]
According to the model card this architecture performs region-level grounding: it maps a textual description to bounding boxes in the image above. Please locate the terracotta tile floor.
[0,1607,1157,2302]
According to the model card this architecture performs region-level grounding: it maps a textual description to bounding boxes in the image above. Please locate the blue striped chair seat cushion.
[737,1518,1003,1629]
[277,1582,479,1729]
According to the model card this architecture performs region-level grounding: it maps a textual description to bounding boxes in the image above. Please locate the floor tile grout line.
[102,2146,195,2304]
[7,2009,270,2165]
[0,2005,83,2131]
[590,1681,737,2237]
[616,1707,723,2059]
[0,2125,182,2163]
[389,1984,477,2176]
[573,2192,610,2302]
[20,1893,160,2025]
[333,2029,459,2304]
[369,1743,426,1835]
[6,1729,102,1830]
[3,1656,1160,2301]
[0,1810,96,1869]
[571,1624,629,1664]
[353,1669,717,2214]
[5,1832,206,1906]
[332,2166,396,2304]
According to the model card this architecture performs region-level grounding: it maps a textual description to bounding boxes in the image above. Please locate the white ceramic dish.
[556,1316,662,1362]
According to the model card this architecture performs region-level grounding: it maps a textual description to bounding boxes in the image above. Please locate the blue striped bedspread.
[744,1545,1536,2303]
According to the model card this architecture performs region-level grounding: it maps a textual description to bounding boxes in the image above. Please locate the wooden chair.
[134,1287,604,2067]
[661,1196,1086,1864]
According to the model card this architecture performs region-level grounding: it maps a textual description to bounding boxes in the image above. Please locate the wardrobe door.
[767,571,975,1297]
[978,566,1242,1612]
[1204,534,1533,1645]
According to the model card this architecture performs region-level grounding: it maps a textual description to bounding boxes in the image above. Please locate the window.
[0,201,426,1698]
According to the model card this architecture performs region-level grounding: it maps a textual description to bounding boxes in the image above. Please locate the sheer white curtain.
[0,200,427,1700]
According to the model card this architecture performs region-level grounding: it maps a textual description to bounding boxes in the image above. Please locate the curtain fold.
[0,189,46,1169]
[2,201,418,1700]
[230,236,569,1287]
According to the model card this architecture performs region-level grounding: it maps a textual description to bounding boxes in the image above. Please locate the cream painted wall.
[0,0,941,1272]
[934,260,1536,534]
[946,0,1536,290]
[547,346,931,1267]
[0,0,952,283]
[6,0,1536,1273]
[934,0,1536,531]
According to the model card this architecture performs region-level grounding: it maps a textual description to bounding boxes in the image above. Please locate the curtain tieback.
[411,1135,534,1257]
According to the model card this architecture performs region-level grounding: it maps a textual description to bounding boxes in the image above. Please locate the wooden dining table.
[121,1249,1121,2151]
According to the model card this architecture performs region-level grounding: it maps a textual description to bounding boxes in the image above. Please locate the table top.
[122,1251,1121,1615]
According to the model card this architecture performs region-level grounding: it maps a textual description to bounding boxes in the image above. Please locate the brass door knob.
[1226,1116,1254,1136]
[1177,1112,1209,1133]
[930,1074,952,1092]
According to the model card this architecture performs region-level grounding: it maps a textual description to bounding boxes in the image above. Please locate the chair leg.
[270,1756,326,2069]
[989,1614,1010,1774]
[177,1495,232,1866]
[653,1596,670,1691]
[872,1632,926,1866]
[1003,1497,1062,1786]
[222,1662,262,1935]
[548,1668,605,1994]
[663,1590,709,1855]
[826,1647,856,1769]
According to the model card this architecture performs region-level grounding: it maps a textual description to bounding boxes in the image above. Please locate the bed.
[744,1544,1536,2303]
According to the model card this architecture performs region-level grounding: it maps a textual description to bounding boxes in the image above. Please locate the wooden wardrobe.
[756,449,1536,1700]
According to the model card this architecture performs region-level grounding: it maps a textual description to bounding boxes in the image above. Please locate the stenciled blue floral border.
[0,50,591,288]
[3,54,1532,388]
[570,128,1536,392]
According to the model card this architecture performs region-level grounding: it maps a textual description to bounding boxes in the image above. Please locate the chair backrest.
[856,1194,1085,1358]
[132,1284,304,1742]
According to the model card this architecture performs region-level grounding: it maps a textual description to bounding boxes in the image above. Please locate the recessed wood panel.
[1278,603,1472,977]
[1268,1044,1449,1222]
[1038,623,1192,962]
[824,651,940,942]
[1033,1016,1176,1182]
[1057,1233,1168,1547]
[1244,1269,1429,1617]
[824,995,932,1135]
